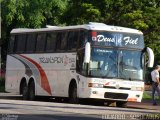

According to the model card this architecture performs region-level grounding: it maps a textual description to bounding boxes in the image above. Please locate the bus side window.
[76,50,85,75]
[56,32,62,51]
[8,35,15,53]
[46,32,57,52]
[60,31,68,50]
[26,34,37,53]
[15,34,26,53]
[67,31,78,51]
[56,31,68,51]
[78,30,88,49]
[36,33,46,52]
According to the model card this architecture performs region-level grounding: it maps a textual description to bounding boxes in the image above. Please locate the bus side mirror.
[84,42,91,63]
[146,47,154,67]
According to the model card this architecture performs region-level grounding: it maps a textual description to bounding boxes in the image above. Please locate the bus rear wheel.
[28,81,35,101]
[22,82,29,100]
[69,84,79,104]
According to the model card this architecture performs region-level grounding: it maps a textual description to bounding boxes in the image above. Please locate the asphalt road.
[0,99,160,120]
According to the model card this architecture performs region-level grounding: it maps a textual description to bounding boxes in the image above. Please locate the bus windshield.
[89,48,143,80]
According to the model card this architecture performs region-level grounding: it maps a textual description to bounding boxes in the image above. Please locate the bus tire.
[22,82,29,100]
[69,82,79,104]
[116,101,127,108]
[28,81,35,101]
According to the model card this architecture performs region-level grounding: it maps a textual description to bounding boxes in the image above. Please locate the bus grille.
[119,87,131,90]
[104,92,128,100]
[104,86,131,90]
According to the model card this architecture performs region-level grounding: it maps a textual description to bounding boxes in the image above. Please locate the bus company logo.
[92,36,97,41]
[39,57,63,64]
[63,56,76,66]
[92,31,97,41]
[39,56,75,66]
[104,82,110,86]
[63,55,69,66]
[115,84,120,89]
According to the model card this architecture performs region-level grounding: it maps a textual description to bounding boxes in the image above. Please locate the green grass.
[143,91,152,99]
[142,91,152,101]
[142,91,159,101]
[0,77,5,92]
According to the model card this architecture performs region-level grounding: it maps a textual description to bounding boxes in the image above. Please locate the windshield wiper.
[119,77,142,81]
[119,77,128,80]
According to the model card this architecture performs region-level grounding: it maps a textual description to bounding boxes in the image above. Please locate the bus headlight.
[131,87,144,91]
[88,83,104,88]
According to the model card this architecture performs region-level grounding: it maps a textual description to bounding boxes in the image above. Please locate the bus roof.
[11,22,143,34]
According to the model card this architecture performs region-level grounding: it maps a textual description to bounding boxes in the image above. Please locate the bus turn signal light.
[127,98,137,102]
[88,83,104,88]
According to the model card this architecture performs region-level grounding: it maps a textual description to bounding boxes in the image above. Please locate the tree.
[1,0,160,67]
[1,0,67,66]
[62,0,160,64]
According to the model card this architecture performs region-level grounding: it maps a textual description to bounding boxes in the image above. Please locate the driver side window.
[76,49,87,75]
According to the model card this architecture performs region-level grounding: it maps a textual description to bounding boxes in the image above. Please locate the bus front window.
[119,51,143,80]
[89,48,143,80]
[89,48,118,78]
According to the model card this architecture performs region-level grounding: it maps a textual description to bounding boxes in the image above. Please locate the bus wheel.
[69,84,79,104]
[22,82,29,100]
[116,101,127,108]
[28,81,35,101]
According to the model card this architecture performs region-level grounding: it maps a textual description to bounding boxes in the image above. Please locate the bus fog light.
[92,91,97,94]
[136,95,140,98]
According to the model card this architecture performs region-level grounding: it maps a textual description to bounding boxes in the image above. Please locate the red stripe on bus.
[19,54,52,95]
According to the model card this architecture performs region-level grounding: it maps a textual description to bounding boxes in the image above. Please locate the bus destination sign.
[91,31,144,49]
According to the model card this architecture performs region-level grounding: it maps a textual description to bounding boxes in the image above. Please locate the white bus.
[5,22,154,107]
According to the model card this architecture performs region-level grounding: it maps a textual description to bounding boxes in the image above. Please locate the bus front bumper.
[79,87,143,102]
